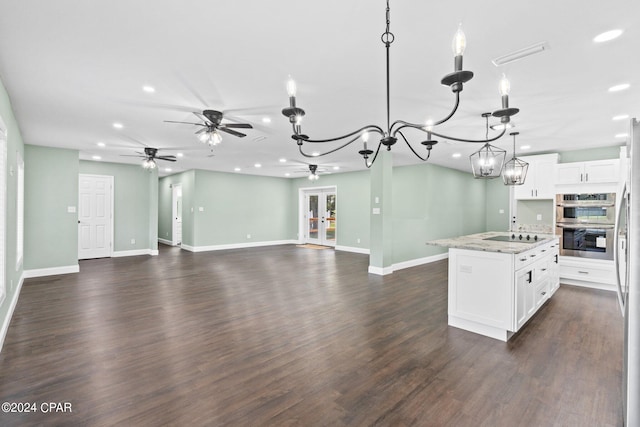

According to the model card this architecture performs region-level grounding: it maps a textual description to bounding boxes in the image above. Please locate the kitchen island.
[429,232,560,341]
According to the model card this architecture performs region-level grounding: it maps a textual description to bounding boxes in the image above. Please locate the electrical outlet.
[166,232,169,237]
[499,209,505,214]
[131,238,136,245]
[536,214,542,221]
[246,234,251,239]
[357,238,361,244]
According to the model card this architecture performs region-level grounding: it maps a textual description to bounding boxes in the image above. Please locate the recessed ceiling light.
[279,158,287,163]
[113,122,123,129]
[333,166,340,170]
[262,117,272,123]
[164,168,172,172]
[609,83,630,92]
[285,173,291,177]
[97,142,106,147]
[176,152,184,158]
[452,153,461,158]
[254,163,261,168]
[311,152,320,157]
[613,114,629,121]
[520,145,531,150]
[616,133,629,138]
[142,85,156,93]
[92,155,101,160]
[234,167,241,172]
[594,29,623,43]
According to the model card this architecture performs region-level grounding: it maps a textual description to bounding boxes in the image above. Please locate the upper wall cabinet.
[514,153,559,200]
[555,159,620,185]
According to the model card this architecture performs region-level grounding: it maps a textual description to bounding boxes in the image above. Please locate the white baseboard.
[368,252,449,276]
[335,245,370,255]
[158,238,173,246]
[0,273,25,353]
[112,249,158,258]
[23,264,79,278]
[393,252,449,271]
[181,240,298,253]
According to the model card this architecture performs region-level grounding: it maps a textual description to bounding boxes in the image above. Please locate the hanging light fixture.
[142,158,157,170]
[502,132,529,185]
[198,129,222,146]
[470,113,507,179]
[307,164,320,181]
[281,0,519,171]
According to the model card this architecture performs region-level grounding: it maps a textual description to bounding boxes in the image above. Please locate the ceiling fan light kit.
[165,109,253,149]
[281,0,522,185]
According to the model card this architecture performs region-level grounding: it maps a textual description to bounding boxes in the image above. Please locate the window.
[16,150,23,270]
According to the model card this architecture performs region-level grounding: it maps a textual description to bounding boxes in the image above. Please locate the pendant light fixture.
[502,131,529,185]
[469,113,507,179]
[281,0,520,171]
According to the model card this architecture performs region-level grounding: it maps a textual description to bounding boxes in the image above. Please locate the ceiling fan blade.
[193,111,214,124]
[164,120,206,126]
[195,128,208,135]
[155,156,177,162]
[219,127,246,138]
[120,154,145,158]
[223,123,253,129]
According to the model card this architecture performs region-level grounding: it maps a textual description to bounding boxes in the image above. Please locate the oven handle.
[556,223,614,229]
[556,202,615,208]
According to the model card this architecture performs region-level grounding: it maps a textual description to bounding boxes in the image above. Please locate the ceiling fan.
[290,163,333,181]
[165,109,253,146]
[122,147,176,169]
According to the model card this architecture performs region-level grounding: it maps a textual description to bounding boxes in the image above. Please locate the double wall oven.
[555,193,616,260]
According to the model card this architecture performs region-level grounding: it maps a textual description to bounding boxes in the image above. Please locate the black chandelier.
[282,0,520,176]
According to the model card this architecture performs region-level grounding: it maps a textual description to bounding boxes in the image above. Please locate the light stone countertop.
[427,231,558,255]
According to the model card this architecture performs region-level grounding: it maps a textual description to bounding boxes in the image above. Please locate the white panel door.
[78,174,113,259]
[304,190,336,246]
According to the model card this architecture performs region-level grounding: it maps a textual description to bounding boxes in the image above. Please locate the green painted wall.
[558,146,622,163]
[289,169,371,250]
[485,178,510,232]
[24,146,79,270]
[0,76,25,338]
[79,160,158,252]
[165,170,294,247]
[392,163,488,263]
[516,200,554,227]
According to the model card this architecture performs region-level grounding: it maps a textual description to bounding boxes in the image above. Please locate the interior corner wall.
[391,163,488,264]
[24,145,79,270]
[0,76,25,349]
[79,160,157,253]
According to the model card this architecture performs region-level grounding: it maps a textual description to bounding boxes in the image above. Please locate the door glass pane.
[308,195,319,239]
[325,194,336,243]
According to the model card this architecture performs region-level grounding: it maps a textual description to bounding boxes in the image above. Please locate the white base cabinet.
[559,256,616,291]
[448,239,559,341]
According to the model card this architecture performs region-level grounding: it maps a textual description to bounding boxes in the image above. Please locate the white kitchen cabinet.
[555,159,619,185]
[513,153,558,200]
[447,238,560,341]
[559,256,616,290]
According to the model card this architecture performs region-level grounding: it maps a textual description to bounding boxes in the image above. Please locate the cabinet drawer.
[559,263,615,284]
[535,279,550,308]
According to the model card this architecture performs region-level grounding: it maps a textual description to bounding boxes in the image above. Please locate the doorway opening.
[299,186,337,247]
[172,184,183,246]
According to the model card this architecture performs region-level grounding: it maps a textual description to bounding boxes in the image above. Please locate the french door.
[304,189,336,246]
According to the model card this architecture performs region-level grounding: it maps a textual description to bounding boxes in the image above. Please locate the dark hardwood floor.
[0,244,623,426]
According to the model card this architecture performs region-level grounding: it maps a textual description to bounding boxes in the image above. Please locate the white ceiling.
[0,0,637,178]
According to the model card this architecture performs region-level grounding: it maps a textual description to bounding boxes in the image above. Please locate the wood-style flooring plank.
[0,244,623,426]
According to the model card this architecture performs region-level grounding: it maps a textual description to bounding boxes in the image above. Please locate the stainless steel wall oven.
[556,193,616,260]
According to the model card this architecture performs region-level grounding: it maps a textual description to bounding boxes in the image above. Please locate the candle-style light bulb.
[452,24,466,57]
[286,76,297,97]
[211,130,222,145]
[499,74,511,96]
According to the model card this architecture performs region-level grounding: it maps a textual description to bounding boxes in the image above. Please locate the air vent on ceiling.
[492,42,550,66]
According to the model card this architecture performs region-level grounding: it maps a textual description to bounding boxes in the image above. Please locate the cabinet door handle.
[541,291,547,296]
[535,189,538,197]
[580,173,583,182]
[578,270,589,274]
[542,268,547,272]
[554,255,559,264]
[527,271,533,283]
[586,173,589,181]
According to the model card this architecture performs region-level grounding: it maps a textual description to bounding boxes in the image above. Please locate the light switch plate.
[67,206,76,213]
[372,208,381,215]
